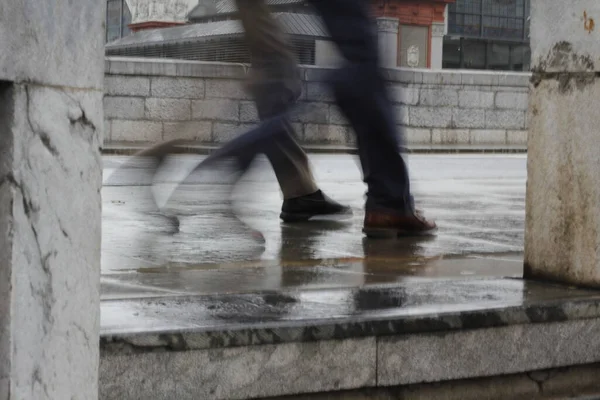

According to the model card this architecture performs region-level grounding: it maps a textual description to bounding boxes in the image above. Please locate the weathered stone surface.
[378,318,600,386]
[291,103,329,124]
[271,375,540,400]
[191,99,239,122]
[174,61,245,79]
[495,92,528,110]
[432,129,470,145]
[100,338,376,400]
[530,1,600,72]
[461,72,500,86]
[145,98,191,121]
[403,128,432,144]
[525,78,600,286]
[105,76,150,97]
[101,279,600,353]
[111,120,163,142]
[382,69,423,85]
[163,121,212,141]
[0,0,105,88]
[103,120,111,144]
[1,84,101,399]
[0,83,15,400]
[421,71,463,85]
[458,91,495,109]
[525,0,600,287]
[104,97,145,120]
[409,107,452,128]
[507,130,528,145]
[419,89,459,107]
[485,110,526,130]
[107,57,178,76]
[212,123,255,143]
[453,109,485,129]
[101,59,531,148]
[304,124,347,144]
[264,364,600,400]
[388,86,420,106]
[470,129,507,145]
[540,364,600,398]
[205,80,250,100]
[1,1,103,398]
[239,101,259,123]
[151,77,205,99]
[497,73,531,87]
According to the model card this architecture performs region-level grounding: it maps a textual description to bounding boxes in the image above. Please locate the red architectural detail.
[371,0,455,68]
[128,21,186,32]
[371,0,454,25]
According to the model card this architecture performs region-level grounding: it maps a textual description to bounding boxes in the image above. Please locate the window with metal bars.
[448,0,529,41]
[443,0,530,71]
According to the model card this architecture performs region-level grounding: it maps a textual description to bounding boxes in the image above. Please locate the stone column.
[430,22,446,70]
[377,17,400,68]
[525,1,600,287]
[0,0,104,398]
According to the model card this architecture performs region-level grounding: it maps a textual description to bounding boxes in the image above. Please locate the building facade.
[443,0,531,71]
[371,0,454,69]
[104,0,530,72]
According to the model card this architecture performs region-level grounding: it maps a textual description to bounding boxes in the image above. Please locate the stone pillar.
[430,22,446,70]
[525,1,600,287]
[0,0,104,398]
[377,17,400,68]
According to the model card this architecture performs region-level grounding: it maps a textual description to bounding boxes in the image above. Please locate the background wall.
[104,57,530,148]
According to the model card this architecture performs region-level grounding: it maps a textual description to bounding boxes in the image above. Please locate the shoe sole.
[280,211,353,223]
[362,227,438,239]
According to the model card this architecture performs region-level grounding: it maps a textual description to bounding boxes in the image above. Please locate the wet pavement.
[101,278,600,338]
[101,153,526,301]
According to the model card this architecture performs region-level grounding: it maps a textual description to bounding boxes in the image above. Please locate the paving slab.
[101,153,526,302]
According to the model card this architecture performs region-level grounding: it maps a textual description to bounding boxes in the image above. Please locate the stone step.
[99,277,600,400]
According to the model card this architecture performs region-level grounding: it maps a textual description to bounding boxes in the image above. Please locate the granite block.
[378,318,600,386]
[151,77,205,99]
[100,338,376,400]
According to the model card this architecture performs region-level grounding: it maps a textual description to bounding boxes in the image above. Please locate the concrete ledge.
[106,57,532,87]
[100,279,600,399]
[101,141,527,155]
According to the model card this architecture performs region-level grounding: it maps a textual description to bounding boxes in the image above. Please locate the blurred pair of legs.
[223,0,436,237]
[116,1,351,227]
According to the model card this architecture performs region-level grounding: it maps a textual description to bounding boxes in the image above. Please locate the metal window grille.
[448,0,530,42]
[106,36,317,65]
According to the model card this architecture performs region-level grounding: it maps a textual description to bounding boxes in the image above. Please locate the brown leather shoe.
[363,209,437,238]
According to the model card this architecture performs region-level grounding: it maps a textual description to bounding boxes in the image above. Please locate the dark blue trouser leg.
[307,0,413,213]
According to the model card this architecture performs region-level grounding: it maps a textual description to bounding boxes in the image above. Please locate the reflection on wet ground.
[101,154,526,301]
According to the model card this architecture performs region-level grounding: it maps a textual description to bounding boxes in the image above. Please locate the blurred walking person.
[201,0,437,237]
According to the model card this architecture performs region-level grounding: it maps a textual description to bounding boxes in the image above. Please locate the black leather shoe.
[280,190,353,222]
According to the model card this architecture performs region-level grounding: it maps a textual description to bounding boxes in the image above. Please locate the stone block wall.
[104,57,530,147]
